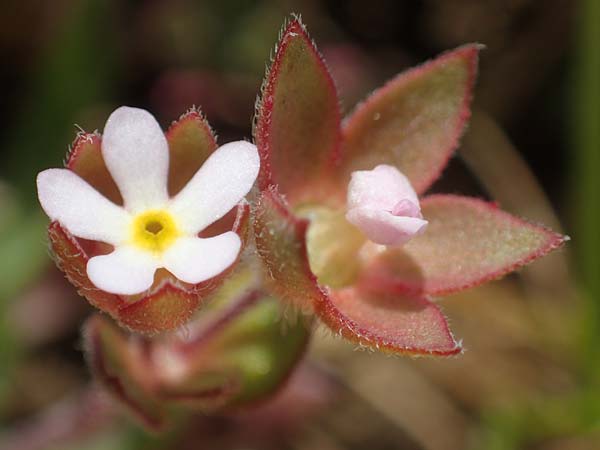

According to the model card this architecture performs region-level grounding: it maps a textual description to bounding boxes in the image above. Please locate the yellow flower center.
[131,210,180,254]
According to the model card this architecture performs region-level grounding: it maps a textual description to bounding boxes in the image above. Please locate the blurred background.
[0,0,598,449]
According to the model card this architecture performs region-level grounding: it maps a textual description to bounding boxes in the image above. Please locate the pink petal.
[345,164,426,245]
[392,199,422,218]
[346,207,427,246]
[346,164,420,212]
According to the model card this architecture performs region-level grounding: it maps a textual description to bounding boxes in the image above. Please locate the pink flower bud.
[345,164,428,246]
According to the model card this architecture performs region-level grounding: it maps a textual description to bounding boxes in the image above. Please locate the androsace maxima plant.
[34,15,567,429]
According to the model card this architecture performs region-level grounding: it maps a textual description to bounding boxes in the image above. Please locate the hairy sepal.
[67,110,218,201]
[341,44,480,194]
[362,195,568,295]
[49,222,123,315]
[253,187,323,313]
[316,284,461,356]
[166,107,218,196]
[254,16,342,206]
[66,132,122,204]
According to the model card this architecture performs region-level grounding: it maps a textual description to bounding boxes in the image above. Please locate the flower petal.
[347,164,420,211]
[341,45,480,195]
[162,233,241,284]
[37,168,129,245]
[87,246,159,295]
[362,194,568,295]
[168,141,259,234]
[102,106,170,213]
[315,285,461,356]
[346,207,428,246]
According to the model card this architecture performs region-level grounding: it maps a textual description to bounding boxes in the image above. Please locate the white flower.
[37,107,259,295]
[345,164,428,246]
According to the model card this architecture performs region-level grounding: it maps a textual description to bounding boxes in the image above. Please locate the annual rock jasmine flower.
[36,107,259,329]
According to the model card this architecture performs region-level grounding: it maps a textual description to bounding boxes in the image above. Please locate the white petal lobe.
[102,106,170,213]
[37,169,130,245]
[168,141,260,234]
[87,246,159,295]
[162,233,241,284]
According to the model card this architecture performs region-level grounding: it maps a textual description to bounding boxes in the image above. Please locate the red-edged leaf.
[253,187,323,312]
[254,17,341,205]
[166,108,218,196]
[363,194,567,296]
[84,315,166,431]
[315,285,461,356]
[341,44,480,195]
[66,132,122,204]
